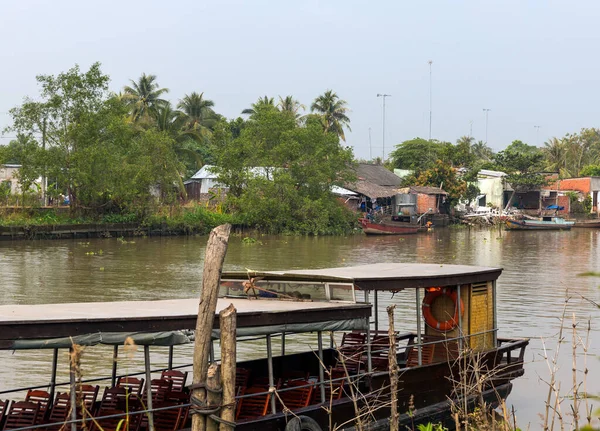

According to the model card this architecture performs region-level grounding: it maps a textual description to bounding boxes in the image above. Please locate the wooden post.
[219,304,237,431]
[387,305,399,431]
[206,364,221,431]
[192,224,232,431]
[144,346,155,431]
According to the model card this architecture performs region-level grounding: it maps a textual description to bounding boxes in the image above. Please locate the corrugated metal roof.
[191,165,218,180]
[397,186,447,195]
[356,164,403,186]
[343,180,399,199]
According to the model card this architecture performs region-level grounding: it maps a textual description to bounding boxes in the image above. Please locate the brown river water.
[1,228,599,429]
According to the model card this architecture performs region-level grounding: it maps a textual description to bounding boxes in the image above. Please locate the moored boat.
[572,219,600,228]
[505,216,574,230]
[358,217,420,235]
[0,263,528,431]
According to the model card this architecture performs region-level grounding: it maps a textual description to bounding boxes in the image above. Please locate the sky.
[1,0,600,160]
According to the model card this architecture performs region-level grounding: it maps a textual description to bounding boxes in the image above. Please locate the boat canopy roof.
[222,263,502,291]
[0,297,370,350]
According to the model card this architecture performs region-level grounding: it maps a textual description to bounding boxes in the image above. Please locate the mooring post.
[415,288,422,366]
[317,331,325,403]
[219,304,237,431]
[387,305,399,431]
[266,334,276,415]
[144,345,155,431]
[191,224,232,431]
[69,347,77,431]
[49,348,58,403]
[111,345,118,387]
[206,363,221,431]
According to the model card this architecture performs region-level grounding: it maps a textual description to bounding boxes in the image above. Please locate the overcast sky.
[1,0,599,159]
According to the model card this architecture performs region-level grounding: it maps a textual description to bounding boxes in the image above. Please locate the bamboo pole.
[191,224,232,431]
[387,305,399,431]
[206,364,221,431]
[219,304,237,431]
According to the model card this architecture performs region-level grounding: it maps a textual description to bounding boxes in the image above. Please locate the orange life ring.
[422,287,464,331]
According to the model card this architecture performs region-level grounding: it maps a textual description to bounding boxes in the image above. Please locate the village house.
[542,176,600,215]
[0,164,22,195]
[337,163,403,213]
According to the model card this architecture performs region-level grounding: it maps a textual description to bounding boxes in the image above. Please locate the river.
[1,228,599,429]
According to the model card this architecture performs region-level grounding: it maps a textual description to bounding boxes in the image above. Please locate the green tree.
[242,96,275,116]
[389,138,441,172]
[310,90,351,142]
[123,73,169,122]
[277,95,305,123]
[177,92,217,133]
[493,145,546,210]
[471,140,494,162]
[580,164,600,176]
[212,109,356,234]
[543,137,569,175]
[409,160,467,207]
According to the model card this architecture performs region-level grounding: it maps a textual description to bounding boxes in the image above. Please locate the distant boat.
[359,218,420,235]
[572,219,600,228]
[505,216,574,230]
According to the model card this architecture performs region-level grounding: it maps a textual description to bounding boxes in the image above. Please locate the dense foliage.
[211,108,357,235]
[1,63,356,234]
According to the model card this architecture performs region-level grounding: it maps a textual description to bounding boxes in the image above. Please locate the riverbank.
[0,206,238,240]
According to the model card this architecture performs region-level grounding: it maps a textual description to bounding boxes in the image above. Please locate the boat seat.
[24,389,51,419]
[99,387,129,411]
[160,370,188,393]
[89,408,139,431]
[406,343,436,367]
[310,370,345,404]
[78,384,100,416]
[281,370,310,383]
[137,402,183,431]
[2,401,40,431]
[142,379,172,403]
[0,400,10,430]
[44,392,70,431]
[235,368,251,393]
[116,377,145,397]
[276,380,313,412]
[236,386,271,421]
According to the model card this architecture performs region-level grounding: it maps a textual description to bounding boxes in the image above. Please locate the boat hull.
[505,219,573,230]
[359,218,420,235]
[573,220,600,228]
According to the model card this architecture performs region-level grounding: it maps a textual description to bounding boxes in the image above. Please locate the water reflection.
[0,228,599,428]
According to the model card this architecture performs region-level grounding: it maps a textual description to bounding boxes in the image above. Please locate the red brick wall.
[417,194,438,214]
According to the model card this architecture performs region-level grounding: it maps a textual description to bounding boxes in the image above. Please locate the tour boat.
[0,263,528,431]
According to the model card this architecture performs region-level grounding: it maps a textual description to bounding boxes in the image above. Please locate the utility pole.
[483,109,491,144]
[534,125,541,146]
[428,60,433,141]
[377,93,391,161]
[368,127,372,161]
[469,120,473,138]
[41,117,47,206]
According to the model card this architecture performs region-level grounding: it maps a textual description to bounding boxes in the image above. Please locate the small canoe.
[505,217,574,231]
[359,218,420,235]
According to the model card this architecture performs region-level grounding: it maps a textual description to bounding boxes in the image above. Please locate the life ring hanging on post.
[422,287,464,332]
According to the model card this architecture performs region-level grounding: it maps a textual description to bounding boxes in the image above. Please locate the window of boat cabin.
[219,280,356,302]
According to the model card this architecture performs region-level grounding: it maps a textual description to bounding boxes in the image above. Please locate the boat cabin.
[0,263,527,431]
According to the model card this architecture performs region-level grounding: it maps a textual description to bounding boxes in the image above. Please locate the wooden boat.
[359,217,420,235]
[0,263,528,431]
[505,216,574,230]
[572,219,600,228]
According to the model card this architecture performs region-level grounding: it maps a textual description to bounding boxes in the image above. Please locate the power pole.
[534,125,541,146]
[483,109,491,144]
[469,120,473,138]
[428,60,433,141]
[377,93,391,161]
[368,127,372,161]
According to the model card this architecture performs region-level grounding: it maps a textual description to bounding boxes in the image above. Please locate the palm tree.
[471,140,494,162]
[123,74,169,122]
[310,90,351,141]
[177,92,217,133]
[277,95,305,120]
[543,137,569,175]
[242,96,275,116]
